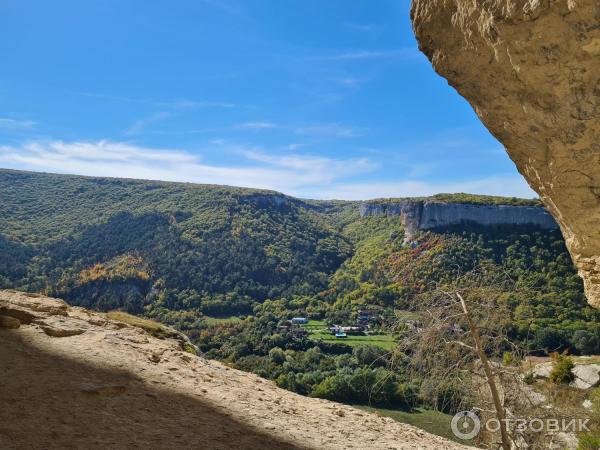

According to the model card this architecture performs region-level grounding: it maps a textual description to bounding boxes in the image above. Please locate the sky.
[0,0,536,200]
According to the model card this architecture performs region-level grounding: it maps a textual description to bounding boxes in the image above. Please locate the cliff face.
[360,200,557,237]
[410,1,600,307]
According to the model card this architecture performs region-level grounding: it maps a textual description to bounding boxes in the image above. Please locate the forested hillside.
[0,169,353,319]
[4,168,600,424]
[2,168,599,358]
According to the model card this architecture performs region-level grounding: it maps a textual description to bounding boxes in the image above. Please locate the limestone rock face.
[359,200,557,237]
[411,1,600,306]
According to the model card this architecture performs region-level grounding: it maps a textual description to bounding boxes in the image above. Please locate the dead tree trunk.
[457,292,511,450]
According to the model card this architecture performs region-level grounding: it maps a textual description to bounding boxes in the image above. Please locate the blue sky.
[0,0,535,200]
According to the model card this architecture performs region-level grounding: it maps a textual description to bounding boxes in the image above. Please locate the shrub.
[502,351,514,366]
[578,433,600,450]
[523,372,535,385]
[310,375,350,402]
[183,342,198,355]
[269,347,286,365]
[393,383,418,409]
[549,354,575,384]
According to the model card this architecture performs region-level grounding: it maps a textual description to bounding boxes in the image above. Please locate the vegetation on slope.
[0,169,352,317]
[364,192,542,207]
[3,168,600,425]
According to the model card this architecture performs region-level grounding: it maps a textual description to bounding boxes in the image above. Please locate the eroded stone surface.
[571,363,600,390]
[411,0,600,306]
[0,290,473,450]
[0,315,20,329]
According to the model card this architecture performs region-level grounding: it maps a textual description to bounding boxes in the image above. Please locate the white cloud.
[0,140,535,200]
[1,140,196,165]
[0,140,375,195]
[242,150,376,182]
[0,118,36,130]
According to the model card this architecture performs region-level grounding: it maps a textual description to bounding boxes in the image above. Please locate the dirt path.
[0,291,474,450]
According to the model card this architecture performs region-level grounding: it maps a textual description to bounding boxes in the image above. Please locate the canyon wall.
[410,1,600,307]
[359,200,557,237]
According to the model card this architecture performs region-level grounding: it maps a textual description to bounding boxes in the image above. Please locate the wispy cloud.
[0,140,377,195]
[238,121,277,130]
[1,140,196,165]
[284,143,304,151]
[0,118,36,130]
[294,124,360,138]
[125,112,172,135]
[0,140,536,200]
[77,92,235,109]
[327,48,417,61]
[332,77,364,88]
[242,150,375,181]
[343,23,388,34]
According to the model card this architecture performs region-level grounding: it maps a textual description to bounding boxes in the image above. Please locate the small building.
[276,325,290,333]
[341,326,363,335]
[291,317,308,325]
[335,332,347,339]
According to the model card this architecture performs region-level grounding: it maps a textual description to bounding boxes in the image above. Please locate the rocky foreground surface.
[0,290,471,450]
[411,0,600,307]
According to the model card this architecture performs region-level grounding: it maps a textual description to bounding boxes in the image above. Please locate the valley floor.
[0,290,473,450]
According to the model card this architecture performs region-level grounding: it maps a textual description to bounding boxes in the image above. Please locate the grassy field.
[303,320,396,351]
[357,406,471,445]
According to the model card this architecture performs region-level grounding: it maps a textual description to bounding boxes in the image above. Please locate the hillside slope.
[2,168,599,356]
[0,290,471,450]
[0,169,352,317]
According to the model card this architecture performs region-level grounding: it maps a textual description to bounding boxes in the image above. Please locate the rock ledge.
[0,290,472,449]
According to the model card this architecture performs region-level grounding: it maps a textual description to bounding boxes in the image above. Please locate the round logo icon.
[451,411,481,440]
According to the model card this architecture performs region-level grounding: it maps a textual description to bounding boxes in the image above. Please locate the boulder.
[570,364,600,390]
[533,362,553,379]
[411,0,600,307]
